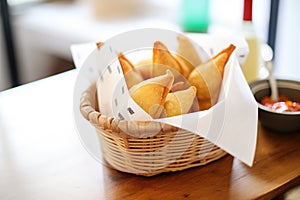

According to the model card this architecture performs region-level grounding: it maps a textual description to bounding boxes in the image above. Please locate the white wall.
[0,20,12,91]
[274,0,300,79]
[11,8,75,84]
[209,0,270,43]
[13,21,66,84]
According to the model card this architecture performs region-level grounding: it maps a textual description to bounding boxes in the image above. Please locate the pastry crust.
[164,86,197,117]
[118,53,144,89]
[129,70,174,118]
[176,35,202,67]
[188,44,236,110]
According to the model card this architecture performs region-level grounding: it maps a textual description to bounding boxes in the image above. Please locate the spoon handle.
[267,61,279,101]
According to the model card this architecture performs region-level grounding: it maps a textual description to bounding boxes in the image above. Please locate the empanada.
[174,55,196,78]
[177,35,202,69]
[170,81,186,92]
[153,41,184,77]
[188,44,236,110]
[135,59,153,79]
[129,70,174,118]
[118,53,144,89]
[164,86,197,117]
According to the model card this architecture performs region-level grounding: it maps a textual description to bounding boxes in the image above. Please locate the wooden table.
[1,70,300,200]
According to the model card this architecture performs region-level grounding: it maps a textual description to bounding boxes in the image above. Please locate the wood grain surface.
[1,70,300,200]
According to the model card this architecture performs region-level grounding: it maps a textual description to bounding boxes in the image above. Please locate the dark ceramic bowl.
[250,79,300,133]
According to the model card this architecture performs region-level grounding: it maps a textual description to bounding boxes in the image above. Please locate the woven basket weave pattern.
[80,83,227,176]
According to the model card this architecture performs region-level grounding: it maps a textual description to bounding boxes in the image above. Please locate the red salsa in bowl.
[250,79,300,132]
[260,95,300,113]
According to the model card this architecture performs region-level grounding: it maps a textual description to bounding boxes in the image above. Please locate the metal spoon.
[261,43,278,101]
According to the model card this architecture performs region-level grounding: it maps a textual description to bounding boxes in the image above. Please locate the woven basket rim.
[80,83,181,138]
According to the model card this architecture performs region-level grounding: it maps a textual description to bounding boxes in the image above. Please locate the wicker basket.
[80,83,227,176]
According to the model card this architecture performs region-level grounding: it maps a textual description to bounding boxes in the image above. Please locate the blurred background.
[0,0,299,91]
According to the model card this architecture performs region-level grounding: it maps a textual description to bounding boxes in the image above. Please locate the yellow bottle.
[242,0,260,83]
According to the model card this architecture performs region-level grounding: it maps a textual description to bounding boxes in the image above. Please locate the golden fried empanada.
[177,35,202,67]
[170,81,186,92]
[135,59,153,79]
[153,41,183,75]
[134,41,195,81]
[174,55,196,78]
[188,44,236,111]
[118,53,144,89]
[164,86,197,117]
[129,70,174,118]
